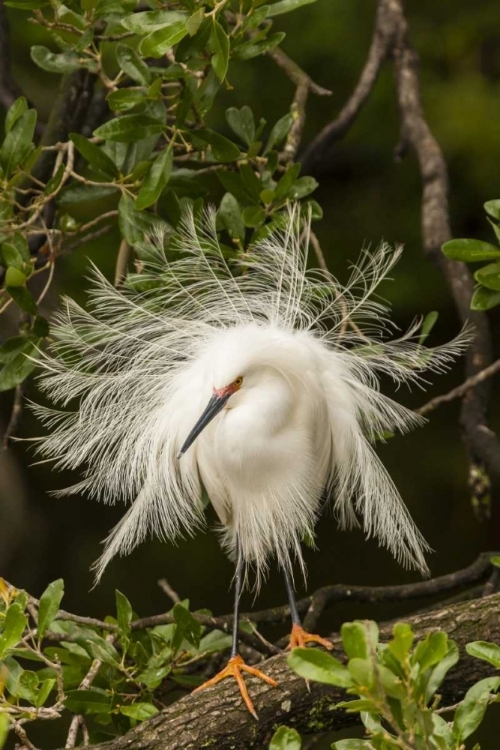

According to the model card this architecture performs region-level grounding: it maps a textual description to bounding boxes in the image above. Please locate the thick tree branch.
[82,592,500,750]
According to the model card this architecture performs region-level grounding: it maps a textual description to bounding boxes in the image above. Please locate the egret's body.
[33,207,469,716]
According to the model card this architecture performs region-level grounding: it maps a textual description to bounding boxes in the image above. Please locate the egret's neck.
[224,368,294,439]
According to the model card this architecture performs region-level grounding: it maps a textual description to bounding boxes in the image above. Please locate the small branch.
[416,358,500,417]
[114,239,131,287]
[267,47,331,162]
[300,2,395,173]
[158,578,181,605]
[2,384,25,450]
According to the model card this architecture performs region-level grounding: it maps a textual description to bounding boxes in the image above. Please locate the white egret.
[32,206,469,717]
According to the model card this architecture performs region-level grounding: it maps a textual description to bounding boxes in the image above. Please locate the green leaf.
[198,629,232,654]
[116,590,133,636]
[341,621,378,660]
[107,90,147,113]
[269,725,302,750]
[121,10,187,33]
[35,678,56,708]
[0,713,9,748]
[418,311,439,344]
[140,22,189,58]
[471,285,500,311]
[466,641,500,669]
[59,183,118,205]
[332,741,375,750]
[38,579,64,639]
[290,176,318,199]
[136,144,173,210]
[442,238,500,262]
[186,8,204,36]
[453,676,500,743]
[137,664,171,689]
[233,32,285,61]
[172,603,202,650]
[287,648,353,687]
[7,285,38,315]
[474,262,500,291]
[389,622,414,662]
[116,44,151,86]
[210,21,230,82]
[219,193,245,243]
[31,45,80,73]
[18,670,39,702]
[264,113,293,154]
[5,266,26,287]
[275,163,301,200]
[484,199,500,222]
[0,109,37,176]
[424,641,459,704]
[5,97,27,133]
[1,234,29,269]
[120,702,159,720]
[242,206,266,228]
[491,556,500,569]
[0,604,27,658]
[226,106,255,147]
[83,635,121,667]
[412,632,449,672]
[94,115,164,143]
[193,129,240,163]
[268,0,317,16]
[118,193,170,248]
[347,658,374,688]
[70,133,119,178]
[64,688,113,715]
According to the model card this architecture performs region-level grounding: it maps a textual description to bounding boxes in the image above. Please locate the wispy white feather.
[32,205,471,583]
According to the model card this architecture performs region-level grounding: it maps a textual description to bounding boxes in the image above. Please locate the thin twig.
[416,358,500,417]
[158,578,181,605]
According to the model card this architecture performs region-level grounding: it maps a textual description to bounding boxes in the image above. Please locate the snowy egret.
[33,206,468,717]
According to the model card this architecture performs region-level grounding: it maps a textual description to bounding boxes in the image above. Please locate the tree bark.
[83,593,500,750]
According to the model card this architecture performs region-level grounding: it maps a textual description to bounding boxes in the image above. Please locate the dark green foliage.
[279,619,500,750]
[0,0,322,395]
[442,200,500,310]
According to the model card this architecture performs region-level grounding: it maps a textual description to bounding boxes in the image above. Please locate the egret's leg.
[283,568,333,651]
[192,540,277,718]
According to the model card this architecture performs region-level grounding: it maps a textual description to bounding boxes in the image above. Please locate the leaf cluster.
[442,200,500,310]
[0,577,232,747]
[273,619,500,750]
[0,0,320,393]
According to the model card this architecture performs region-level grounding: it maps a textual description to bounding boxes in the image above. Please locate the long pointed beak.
[177,392,230,458]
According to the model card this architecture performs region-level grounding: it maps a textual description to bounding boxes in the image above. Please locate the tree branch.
[300,0,500,486]
[81,592,500,750]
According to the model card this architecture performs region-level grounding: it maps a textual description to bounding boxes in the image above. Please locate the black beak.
[177,392,230,458]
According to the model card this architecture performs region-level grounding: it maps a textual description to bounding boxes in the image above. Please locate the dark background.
[1,1,500,747]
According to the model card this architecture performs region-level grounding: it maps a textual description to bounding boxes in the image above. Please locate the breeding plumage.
[32,206,468,588]
[32,204,470,715]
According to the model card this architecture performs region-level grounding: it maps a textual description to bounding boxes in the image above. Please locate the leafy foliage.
[0,0,321,393]
[276,619,500,750]
[0,577,232,747]
[442,200,500,310]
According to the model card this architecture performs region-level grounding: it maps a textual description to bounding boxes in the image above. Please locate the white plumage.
[32,206,469,586]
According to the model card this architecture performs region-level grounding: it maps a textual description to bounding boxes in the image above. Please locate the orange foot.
[288,623,333,651]
[192,654,278,719]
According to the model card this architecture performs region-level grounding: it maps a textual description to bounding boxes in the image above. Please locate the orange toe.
[288,623,333,651]
[192,654,277,718]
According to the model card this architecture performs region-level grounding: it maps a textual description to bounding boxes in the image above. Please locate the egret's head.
[177,324,315,458]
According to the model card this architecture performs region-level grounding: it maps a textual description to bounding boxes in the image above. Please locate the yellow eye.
[233,376,243,388]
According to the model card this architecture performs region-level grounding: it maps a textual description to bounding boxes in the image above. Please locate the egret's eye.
[233,376,243,388]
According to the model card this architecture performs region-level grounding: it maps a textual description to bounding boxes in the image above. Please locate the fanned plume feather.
[32,205,471,584]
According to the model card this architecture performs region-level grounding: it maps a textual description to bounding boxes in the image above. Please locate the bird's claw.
[288,623,333,651]
[192,654,278,719]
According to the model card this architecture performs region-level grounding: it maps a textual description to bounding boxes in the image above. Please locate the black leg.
[230,538,244,659]
[283,567,301,627]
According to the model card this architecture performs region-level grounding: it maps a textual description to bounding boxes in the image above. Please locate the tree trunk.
[83,593,500,750]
